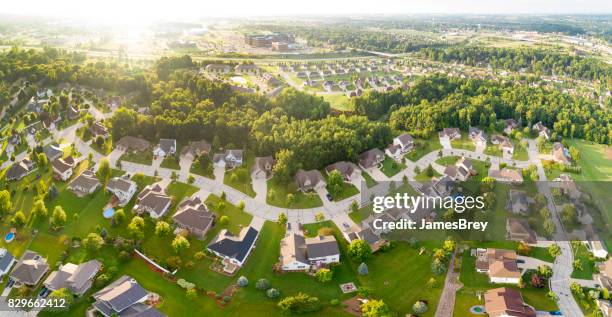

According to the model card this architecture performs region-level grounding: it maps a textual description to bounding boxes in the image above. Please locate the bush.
[255,278,271,290]
[330,299,340,306]
[266,288,280,298]
[237,276,248,287]
[278,293,321,314]
[413,300,428,314]
[358,262,369,275]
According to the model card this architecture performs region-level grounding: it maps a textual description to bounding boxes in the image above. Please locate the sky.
[1,0,611,24]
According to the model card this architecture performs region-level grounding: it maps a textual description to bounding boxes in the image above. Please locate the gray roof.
[280,233,308,266]
[120,303,166,317]
[326,161,360,178]
[0,248,15,272]
[252,156,276,175]
[44,144,63,161]
[180,140,211,156]
[157,139,176,154]
[9,250,49,285]
[359,149,385,169]
[117,136,151,152]
[294,169,324,189]
[89,122,109,137]
[305,235,340,259]
[67,260,102,293]
[69,170,101,191]
[6,159,34,180]
[207,226,259,263]
[93,275,148,315]
[52,157,73,174]
[396,133,413,146]
[136,185,171,217]
[172,198,215,233]
[108,176,136,193]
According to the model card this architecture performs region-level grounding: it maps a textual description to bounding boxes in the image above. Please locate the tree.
[480,176,496,192]
[573,259,583,271]
[426,277,439,288]
[570,282,583,294]
[538,265,553,278]
[326,170,344,198]
[155,221,171,236]
[277,212,288,225]
[128,216,145,240]
[11,211,26,227]
[412,300,428,314]
[96,158,111,185]
[47,288,73,311]
[219,215,229,225]
[50,206,67,228]
[286,193,295,206]
[517,242,531,255]
[278,292,321,314]
[83,233,104,251]
[351,200,359,214]
[348,239,372,262]
[431,258,447,275]
[314,268,333,283]
[186,288,197,299]
[237,276,249,287]
[172,236,190,253]
[266,288,280,298]
[358,262,369,275]
[255,278,270,290]
[31,199,48,219]
[560,204,577,225]
[530,273,545,288]
[425,164,434,177]
[543,219,556,237]
[273,149,298,184]
[0,190,12,215]
[362,299,390,317]
[546,291,559,302]
[36,180,48,198]
[48,183,58,199]
[37,152,48,170]
[549,244,562,258]
[113,209,126,224]
[315,212,325,222]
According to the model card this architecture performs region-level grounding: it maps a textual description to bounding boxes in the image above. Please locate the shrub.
[413,300,428,314]
[266,288,280,298]
[255,278,271,290]
[237,276,248,287]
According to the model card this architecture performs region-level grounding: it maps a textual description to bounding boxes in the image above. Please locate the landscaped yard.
[380,156,406,177]
[450,136,476,151]
[266,176,323,209]
[160,155,181,170]
[405,136,442,162]
[322,93,353,112]
[224,156,256,198]
[435,155,460,166]
[361,171,377,188]
[570,243,595,279]
[119,150,153,165]
[327,181,360,202]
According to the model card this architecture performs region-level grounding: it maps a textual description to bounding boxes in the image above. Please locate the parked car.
[326,193,333,201]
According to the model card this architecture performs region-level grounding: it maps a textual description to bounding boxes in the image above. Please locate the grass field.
[160,156,181,170]
[119,150,153,165]
[380,156,406,177]
[405,136,442,162]
[451,136,476,152]
[570,243,595,280]
[266,176,323,209]
[224,156,256,198]
[322,93,354,112]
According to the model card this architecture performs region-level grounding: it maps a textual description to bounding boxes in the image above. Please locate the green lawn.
[512,142,529,161]
[484,144,503,157]
[322,93,354,112]
[451,136,476,151]
[224,156,256,198]
[361,171,378,188]
[435,155,460,166]
[570,243,595,279]
[327,181,359,202]
[160,156,181,170]
[119,150,153,165]
[266,175,323,209]
[380,156,406,177]
[405,136,442,162]
[190,159,214,178]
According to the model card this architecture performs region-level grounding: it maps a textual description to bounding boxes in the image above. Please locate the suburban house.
[153,139,177,157]
[551,142,571,165]
[597,299,612,317]
[207,226,259,274]
[68,170,101,196]
[418,175,454,197]
[213,150,244,169]
[107,176,138,206]
[345,226,388,253]
[52,156,76,181]
[554,174,582,200]
[294,169,325,192]
[506,218,537,244]
[444,157,477,181]
[491,135,514,154]
[469,127,487,147]
[476,248,521,284]
[180,140,211,159]
[9,250,49,286]
[172,196,215,239]
[586,240,609,259]
[439,127,461,140]
[251,156,276,179]
[44,144,63,162]
[484,287,536,317]
[504,119,519,135]
[358,148,385,170]
[204,64,231,73]
[506,190,530,215]
[532,122,551,140]
[385,133,414,161]
[6,158,36,181]
[235,64,261,74]
[0,248,16,277]
[44,260,101,296]
[116,136,151,152]
[134,184,172,219]
[89,121,110,139]
[280,233,340,272]
[92,275,165,317]
[596,258,612,292]
[325,161,361,182]
[489,168,523,184]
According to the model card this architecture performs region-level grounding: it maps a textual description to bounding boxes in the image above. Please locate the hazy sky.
[1,0,611,23]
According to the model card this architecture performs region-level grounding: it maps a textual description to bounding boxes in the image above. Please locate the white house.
[0,248,16,277]
[385,133,413,161]
[213,150,244,169]
[107,176,138,206]
[305,235,340,265]
[51,156,75,181]
[153,139,177,157]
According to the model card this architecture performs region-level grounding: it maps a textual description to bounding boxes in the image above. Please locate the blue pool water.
[103,208,115,219]
[5,232,14,242]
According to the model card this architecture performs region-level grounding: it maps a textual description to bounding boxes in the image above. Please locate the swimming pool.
[103,208,115,219]
[5,232,15,243]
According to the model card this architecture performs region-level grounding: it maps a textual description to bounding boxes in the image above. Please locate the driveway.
[151,156,163,171]
[107,148,125,168]
[316,187,333,207]
[213,166,225,183]
[252,175,268,203]
[439,136,452,150]
[178,155,194,182]
[366,167,389,182]
[517,255,552,271]
[475,143,485,154]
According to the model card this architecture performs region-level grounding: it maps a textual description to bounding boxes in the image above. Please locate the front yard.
[266,176,323,209]
[119,150,153,165]
[405,136,442,162]
[380,156,406,177]
[450,136,476,152]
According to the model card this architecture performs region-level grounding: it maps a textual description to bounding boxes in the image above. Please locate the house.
[213,150,244,169]
[506,218,537,244]
[469,127,487,147]
[107,176,137,206]
[596,258,612,292]
[92,275,165,317]
[116,136,151,152]
[484,287,536,317]
[419,175,454,197]
[52,156,76,181]
[204,64,231,73]
[0,248,16,277]
[172,196,215,239]
[251,156,276,179]
[586,240,609,259]
[503,191,529,218]
[44,143,64,162]
[551,142,571,165]
[439,128,461,140]
[89,122,110,140]
[153,139,177,157]
[207,226,259,273]
[6,158,36,181]
[280,233,309,271]
[179,140,210,159]
[134,184,172,219]
[597,299,612,317]
[44,260,101,296]
[66,106,80,120]
[476,248,521,284]
[345,226,388,253]
[532,122,551,140]
[489,168,523,184]
[235,64,260,74]
[504,119,519,135]
[294,169,325,192]
[491,135,515,154]
[444,157,476,181]
[387,133,414,159]
[554,174,581,200]
[68,170,101,196]
[325,161,361,182]
[358,148,385,170]
[9,250,49,286]
[306,235,340,265]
